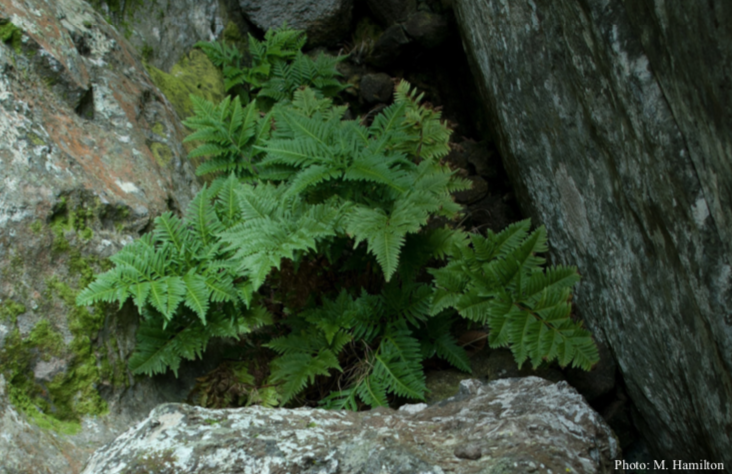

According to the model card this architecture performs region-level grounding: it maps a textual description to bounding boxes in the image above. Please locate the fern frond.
[183,272,210,323]
[270,349,341,404]
[128,316,207,377]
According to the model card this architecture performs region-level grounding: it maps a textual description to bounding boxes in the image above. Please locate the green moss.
[0,198,131,432]
[26,320,66,358]
[151,122,166,138]
[50,196,101,251]
[0,19,23,54]
[0,320,88,435]
[222,21,243,45]
[150,142,173,166]
[29,220,43,234]
[27,132,46,146]
[0,300,26,324]
[147,49,224,119]
[43,277,108,422]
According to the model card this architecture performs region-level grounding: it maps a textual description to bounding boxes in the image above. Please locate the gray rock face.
[90,0,249,72]
[369,23,411,67]
[454,0,732,464]
[360,72,393,103]
[403,11,449,49]
[0,0,200,471]
[366,0,417,26]
[0,375,85,474]
[81,377,619,474]
[121,0,238,72]
[239,0,354,46]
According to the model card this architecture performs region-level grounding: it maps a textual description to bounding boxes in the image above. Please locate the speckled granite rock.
[454,0,732,465]
[81,377,620,474]
[0,0,199,471]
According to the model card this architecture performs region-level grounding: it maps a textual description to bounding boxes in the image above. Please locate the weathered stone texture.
[0,375,84,474]
[454,0,732,464]
[81,378,619,474]
[238,0,354,46]
[0,0,200,471]
[121,0,243,72]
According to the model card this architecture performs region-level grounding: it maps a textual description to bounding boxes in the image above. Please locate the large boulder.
[239,0,354,46]
[454,0,732,464]
[81,377,620,474]
[0,0,200,471]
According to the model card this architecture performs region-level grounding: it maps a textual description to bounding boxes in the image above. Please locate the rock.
[366,0,417,26]
[0,0,200,471]
[360,72,393,103]
[239,0,354,46]
[82,377,620,473]
[454,0,732,464]
[93,0,242,72]
[0,375,88,473]
[368,23,412,67]
[404,11,449,49]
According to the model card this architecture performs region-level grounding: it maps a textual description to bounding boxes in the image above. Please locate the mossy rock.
[147,49,225,120]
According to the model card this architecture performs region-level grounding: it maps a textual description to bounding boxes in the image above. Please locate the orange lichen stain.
[111,80,143,126]
[44,113,121,200]
[45,114,93,168]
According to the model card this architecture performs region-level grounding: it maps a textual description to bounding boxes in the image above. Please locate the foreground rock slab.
[82,377,619,474]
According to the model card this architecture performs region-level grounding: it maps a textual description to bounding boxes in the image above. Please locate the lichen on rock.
[81,378,620,474]
[0,0,199,470]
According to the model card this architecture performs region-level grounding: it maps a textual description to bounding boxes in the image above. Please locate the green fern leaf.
[183,272,210,323]
[271,349,341,404]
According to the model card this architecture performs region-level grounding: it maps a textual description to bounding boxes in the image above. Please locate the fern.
[77,183,272,375]
[270,284,437,409]
[429,220,598,370]
[183,95,272,178]
[78,25,597,412]
[217,182,345,289]
[197,24,345,100]
[255,84,465,281]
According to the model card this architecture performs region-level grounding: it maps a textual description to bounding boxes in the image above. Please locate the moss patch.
[0,196,129,432]
[27,132,46,146]
[29,220,43,234]
[50,196,100,251]
[0,19,23,54]
[151,122,166,138]
[0,320,88,435]
[147,49,224,119]
[0,300,26,324]
[150,142,173,166]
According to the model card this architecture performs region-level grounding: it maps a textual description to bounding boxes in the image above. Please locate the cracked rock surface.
[82,377,620,474]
